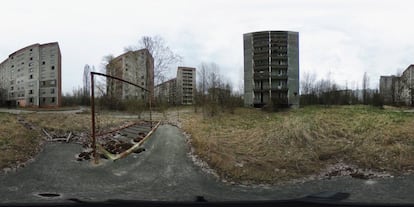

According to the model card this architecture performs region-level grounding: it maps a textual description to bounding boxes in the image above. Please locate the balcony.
[271,86,288,92]
[271,74,288,80]
[254,65,269,70]
[253,73,269,80]
[253,88,271,92]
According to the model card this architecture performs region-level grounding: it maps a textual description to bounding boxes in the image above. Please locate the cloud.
[1,0,414,93]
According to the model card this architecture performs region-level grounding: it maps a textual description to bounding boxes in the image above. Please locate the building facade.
[155,78,177,104]
[176,67,196,105]
[0,42,62,107]
[243,31,299,108]
[155,66,196,105]
[106,49,154,102]
[380,64,414,106]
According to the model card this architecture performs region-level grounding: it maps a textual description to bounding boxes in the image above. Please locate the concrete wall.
[243,33,253,106]
[287,31,300,107]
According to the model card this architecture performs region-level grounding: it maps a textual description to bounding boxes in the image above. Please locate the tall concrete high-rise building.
[154,66,196,105]
[0,42,62,107]
[243,31,299,108]
[106,49,154,102]
[176,67,196,105]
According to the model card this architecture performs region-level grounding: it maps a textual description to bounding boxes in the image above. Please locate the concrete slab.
[0,125,413,204]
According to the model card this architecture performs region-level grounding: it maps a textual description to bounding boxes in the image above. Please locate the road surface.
[0,125,413,204]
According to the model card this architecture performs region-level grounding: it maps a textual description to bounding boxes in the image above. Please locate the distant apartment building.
[243,31,299,108]
[176,67,196,105]
[106,49,154,102]
[0,42,62,107]
[155,67,196,105]
[380,64,414,105]
[155,78,177,104]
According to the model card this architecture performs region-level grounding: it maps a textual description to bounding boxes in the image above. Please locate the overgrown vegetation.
[300,72,384,107]
[194,62,244,117]
[0,113,41,169]
[181,105,414,183]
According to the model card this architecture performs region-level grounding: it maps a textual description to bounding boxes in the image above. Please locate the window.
[29,90,33,94]
[41,81,46,86]
[42,61,45,65]
[29,98,33,103]
[50,88,55,94]
[29,68,33,72]
[50,80,56,85]
[30,57,33,61]
[30,48,32,52]
[42,98,46,103]
[21,62,24,65]
[11,65,14,68]
[29,75,33,79]
[10,86,13,90]
[141,82,144,86]
[51,66,55,70]
[51,97,55,103]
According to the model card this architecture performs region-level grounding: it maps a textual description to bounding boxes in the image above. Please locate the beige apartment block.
[0,42,62,107]
[106,49,154,102]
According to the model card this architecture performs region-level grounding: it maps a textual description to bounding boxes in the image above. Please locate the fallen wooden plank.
[42,128,53,140]
[66,132,72,143]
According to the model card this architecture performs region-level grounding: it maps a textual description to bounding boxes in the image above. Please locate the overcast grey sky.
[1,0,414,93]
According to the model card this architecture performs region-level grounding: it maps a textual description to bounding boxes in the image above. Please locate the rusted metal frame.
[91,74,97,164]
[90,71,153,164]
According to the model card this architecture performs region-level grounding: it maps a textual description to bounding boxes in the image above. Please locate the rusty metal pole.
[91,73,98,164]
[149,94,152,128]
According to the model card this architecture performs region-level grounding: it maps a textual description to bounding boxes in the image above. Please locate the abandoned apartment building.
[0,42,62,107]
[155,67,196,105]
[243,31,300,108]
[106,49,154,102]
[380,64,414,106]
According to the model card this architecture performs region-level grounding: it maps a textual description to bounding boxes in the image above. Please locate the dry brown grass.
[181,105,414,183]
[22,113,131,134]
[0,113,41,169]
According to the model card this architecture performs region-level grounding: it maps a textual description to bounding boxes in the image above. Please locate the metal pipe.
[91,73,98,164]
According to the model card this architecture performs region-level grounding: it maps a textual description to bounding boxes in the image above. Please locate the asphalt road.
[1,125,414,204]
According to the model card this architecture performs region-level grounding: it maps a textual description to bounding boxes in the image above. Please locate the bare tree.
[125,35,182,85]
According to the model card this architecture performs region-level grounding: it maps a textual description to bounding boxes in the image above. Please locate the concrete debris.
[318,162,393,180]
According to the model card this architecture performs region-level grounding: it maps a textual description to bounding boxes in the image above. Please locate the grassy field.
[0,113,41,169]
[181,105,414,183]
